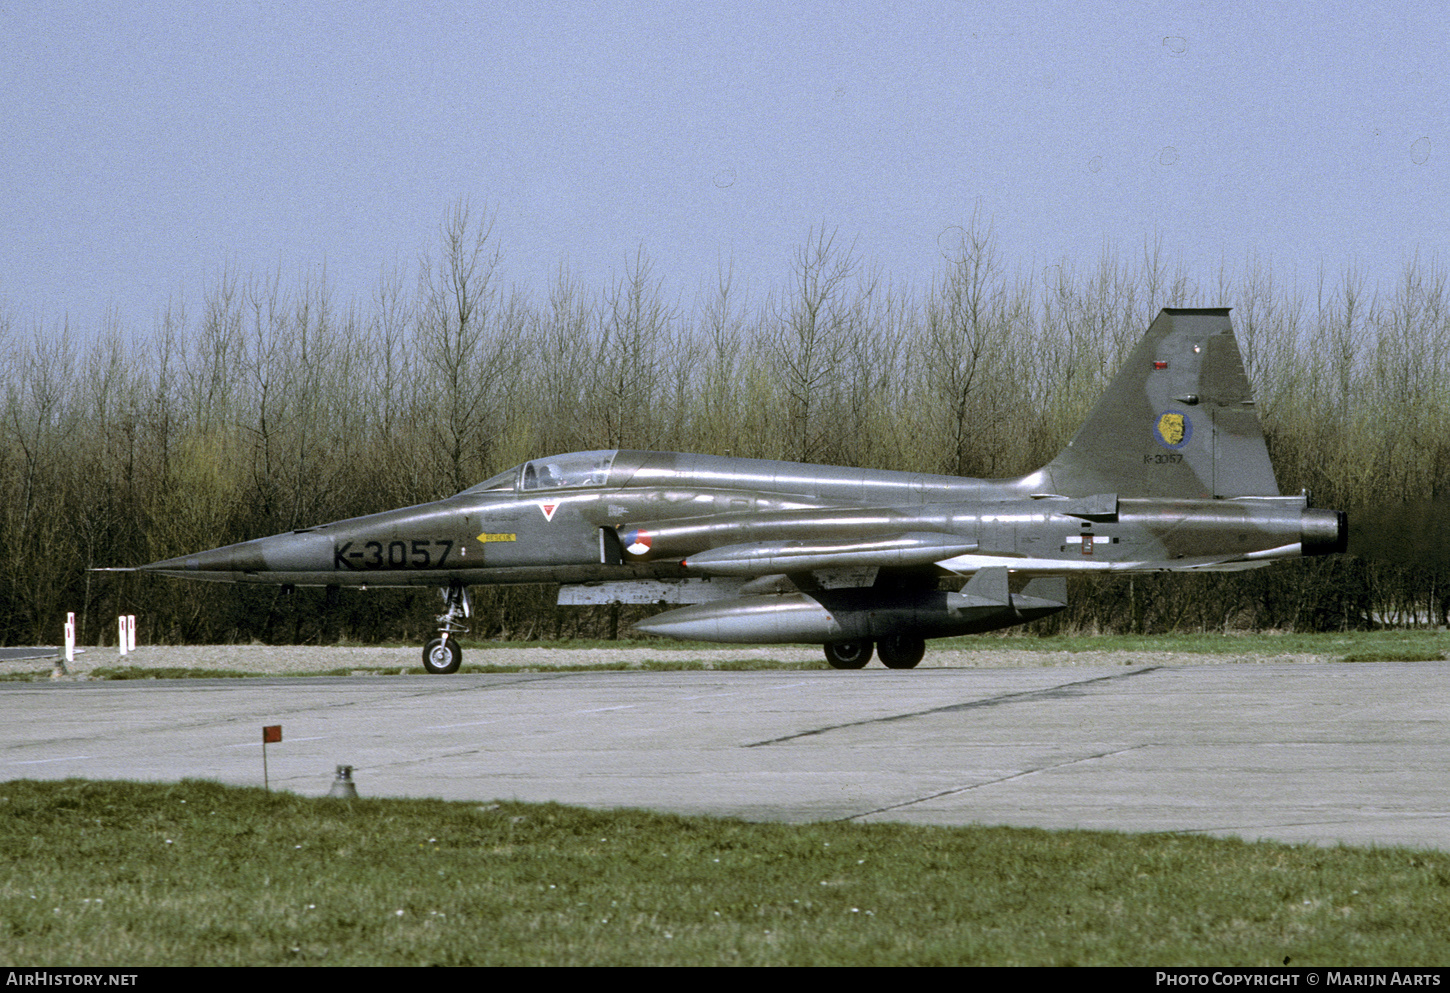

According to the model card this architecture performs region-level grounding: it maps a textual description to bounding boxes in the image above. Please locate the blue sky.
[4,1,1447,329]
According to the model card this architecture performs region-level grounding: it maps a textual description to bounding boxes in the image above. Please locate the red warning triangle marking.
[539,502,558,522]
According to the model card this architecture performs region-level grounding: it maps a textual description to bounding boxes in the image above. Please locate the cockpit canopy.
[521,450,617,490]
[462,450,619,495]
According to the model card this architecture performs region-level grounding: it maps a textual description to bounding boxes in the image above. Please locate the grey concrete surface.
[0,647,61,662]
[3,662,1448,850]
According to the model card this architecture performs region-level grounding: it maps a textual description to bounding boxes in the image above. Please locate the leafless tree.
[771,225,861,462]
[591,246,676,449]
[417,200,510,494]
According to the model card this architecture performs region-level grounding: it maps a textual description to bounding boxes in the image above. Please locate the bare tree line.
[2,204,1445,645]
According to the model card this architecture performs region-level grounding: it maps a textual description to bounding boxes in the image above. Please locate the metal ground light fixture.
[328,765,359,799]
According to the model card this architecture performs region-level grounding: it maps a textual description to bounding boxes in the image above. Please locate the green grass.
[7,631,1444,682]
[74,659,828,681]
[1338,650,1446,663]
[425,629,1450,660]
[3,779,1448,966]
[88,667,266,680]
[937,629,1450,658]
[113,630,1450,655]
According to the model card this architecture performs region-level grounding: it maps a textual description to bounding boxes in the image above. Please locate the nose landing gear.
[422,583,471,674]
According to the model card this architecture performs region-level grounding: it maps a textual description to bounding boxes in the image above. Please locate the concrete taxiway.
[3,662,1448,850]
[0,647,62,661]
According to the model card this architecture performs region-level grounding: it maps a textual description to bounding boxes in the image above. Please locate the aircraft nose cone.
[140,532,334,578]
[139,547,260,576]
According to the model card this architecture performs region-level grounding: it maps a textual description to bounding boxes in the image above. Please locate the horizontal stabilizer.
[955,569,1067,611]
[959,566,1010,606]
[682,532,977,577]
[1018,575,1067,607]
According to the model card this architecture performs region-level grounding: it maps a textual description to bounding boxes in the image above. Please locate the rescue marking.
[476,533,517,543]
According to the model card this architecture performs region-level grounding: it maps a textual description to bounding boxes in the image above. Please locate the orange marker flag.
[262,725,282,789]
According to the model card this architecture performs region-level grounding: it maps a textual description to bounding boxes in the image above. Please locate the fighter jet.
[117,308,1346,672]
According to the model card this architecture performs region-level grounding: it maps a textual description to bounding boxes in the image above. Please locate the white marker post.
[126,615,137,653]
[118,615,128,656]
[59,612,75,677]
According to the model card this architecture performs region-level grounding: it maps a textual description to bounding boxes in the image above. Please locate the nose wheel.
[422,637,463,674]
[423,583,471,674]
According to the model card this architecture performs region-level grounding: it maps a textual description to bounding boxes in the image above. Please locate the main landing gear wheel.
[824,640,873,669]
[878,634,926,669]
[422,637,462,675]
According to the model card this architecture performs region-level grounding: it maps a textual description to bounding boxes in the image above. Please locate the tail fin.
[1040,308,1280,500]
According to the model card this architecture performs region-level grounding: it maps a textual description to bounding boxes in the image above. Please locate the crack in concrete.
[841,745,1147,821]
[745,666,1163,747]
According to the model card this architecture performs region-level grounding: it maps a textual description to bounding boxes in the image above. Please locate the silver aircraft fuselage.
[118,308,1349,671]
[138,448,1343,589]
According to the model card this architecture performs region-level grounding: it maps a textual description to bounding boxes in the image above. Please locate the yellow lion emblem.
[1156,412,1186,447]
